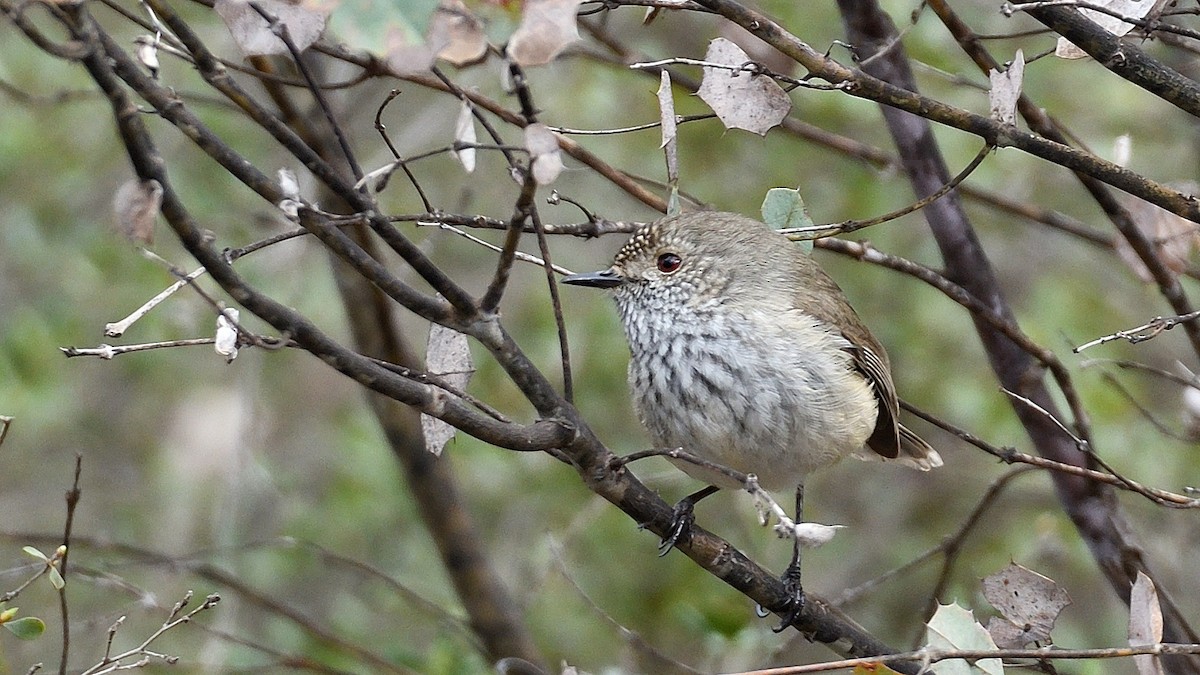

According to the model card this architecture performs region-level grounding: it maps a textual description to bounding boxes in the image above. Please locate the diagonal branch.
[690,0,1200,224]
[926,0,1200,362]
[1008,0,1200,117]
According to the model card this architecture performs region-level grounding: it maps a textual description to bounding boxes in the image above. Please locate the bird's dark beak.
[561,268,625,289]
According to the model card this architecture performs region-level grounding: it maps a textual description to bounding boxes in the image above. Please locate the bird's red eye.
[657,253,682,274]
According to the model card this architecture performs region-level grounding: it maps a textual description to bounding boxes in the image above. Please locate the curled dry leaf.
[1114,181,1200,282]
[214,0,329,57]
[508,0,584,67]
[657,70,678,185]
[113,177,163,246]
[431,0,488,67]
[386,24,438,76]
[1112,133,1132,168]
[420,323,475,456]
[1178,363,1200,440]
[451,98,477,173]
[697,38,791,136]
[524,123,564,185]
[278,167,300,200]
[981,562,1071,647]
[988,50,1024,126]
[1130,571,1165,675]
[386,1,488,74]
[134,36,160,78]
[215,309,240,362]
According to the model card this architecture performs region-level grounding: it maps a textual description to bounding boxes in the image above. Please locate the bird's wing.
[848,343,903,459]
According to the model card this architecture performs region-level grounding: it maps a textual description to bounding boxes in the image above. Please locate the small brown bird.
[564,211,940,627]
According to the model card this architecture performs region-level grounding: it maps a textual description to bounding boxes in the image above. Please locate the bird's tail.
[853,424,942,470]
[897,424,942,470]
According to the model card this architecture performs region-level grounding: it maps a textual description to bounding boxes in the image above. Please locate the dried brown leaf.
[420,324,474,456]
[718,19,794,78]
[113,178,162,246]
[508,0,583,66]
[657,70,678,185]
[431,0,488,66]
[1130,571,1165,675]
[525,123,563,185]
[215,0,328,57]
[386,24,438,76]
[697,38,791,136]
[981,562,1071,647]
[1115,181,1200,282]
[986,616,1034,650]
[451,99,477,173]
[988,50,1024,126]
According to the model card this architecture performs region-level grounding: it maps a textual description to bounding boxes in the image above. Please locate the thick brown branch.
[927,0,1200,362]
[1009,1,1200,117]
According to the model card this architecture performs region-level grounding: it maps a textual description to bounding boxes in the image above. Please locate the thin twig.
[630,57,848,91]
[104,267,207,337]
[781,143,993,239]
[834,467,1035,608]
[530,206,575,401]
[248,2,363,181]
[61,338,221,358]
[57,454,82,675]
[373,89,432,211]
[1099,373,1194,442]
[901,402,1200,508]
[79,592,221,675]
[1002,388,1088,451]
[480,174,538,313]
[426,222,572,275]
[1074,310,1200,352]
[735,642,1200,674]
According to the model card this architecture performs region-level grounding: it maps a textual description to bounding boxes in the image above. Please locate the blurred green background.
[2,1,1199,673]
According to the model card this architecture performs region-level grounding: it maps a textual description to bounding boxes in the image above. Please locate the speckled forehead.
[612,223,662,265]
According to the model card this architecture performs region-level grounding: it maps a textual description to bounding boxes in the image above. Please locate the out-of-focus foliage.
[1,0,1198,673]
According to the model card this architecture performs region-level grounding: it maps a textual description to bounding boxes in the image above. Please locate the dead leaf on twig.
[982,562,1070,647]
[697,38,791,136]
[215,0,328,56]
[421,324,474,456]
[1115,181,1200,282]
[508,0,584,66]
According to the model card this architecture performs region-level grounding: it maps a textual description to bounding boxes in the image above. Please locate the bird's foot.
[657,498,697,556]
[772,563,806,633]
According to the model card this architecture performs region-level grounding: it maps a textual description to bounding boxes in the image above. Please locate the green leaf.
[4,616,45,640]
[926,603,1004,675]
[48,566,64,590]
[761,187,814,252]
[21,546,47,562]
[666,186,681,216]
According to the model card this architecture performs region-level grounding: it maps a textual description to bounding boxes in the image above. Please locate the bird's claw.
[657,498,697,556]
[772,563,806,632]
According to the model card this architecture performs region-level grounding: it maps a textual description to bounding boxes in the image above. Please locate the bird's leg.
[658,485,719,556]
[773,484,806,632]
